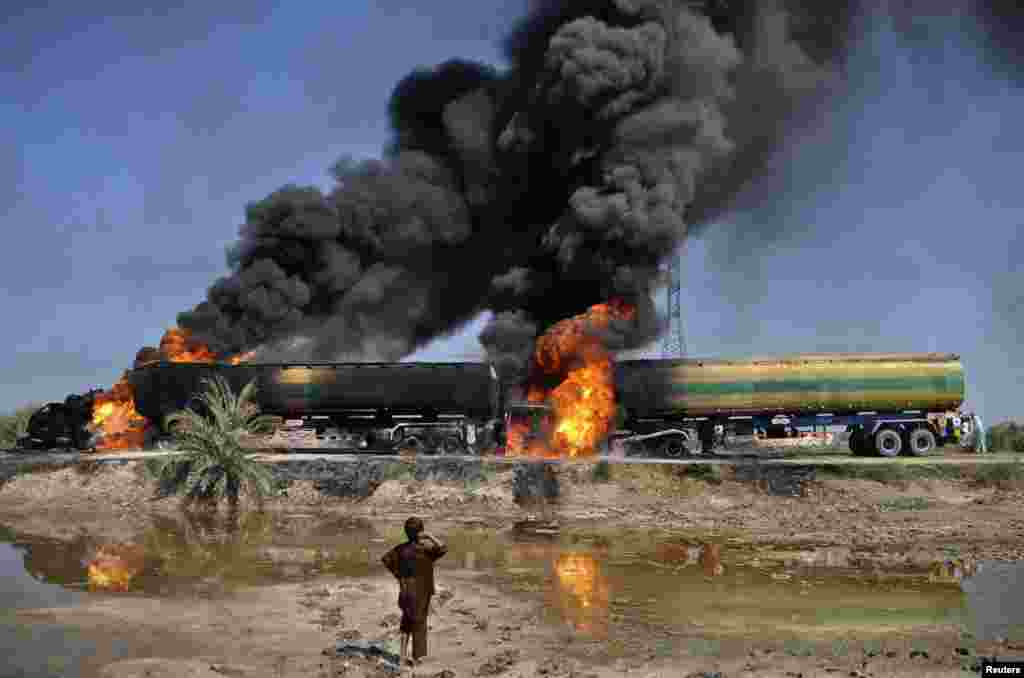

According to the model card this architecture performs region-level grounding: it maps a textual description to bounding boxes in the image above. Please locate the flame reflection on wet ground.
[1,519,1022,647]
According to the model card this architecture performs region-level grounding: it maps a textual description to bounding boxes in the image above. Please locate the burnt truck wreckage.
[17,390,102,451]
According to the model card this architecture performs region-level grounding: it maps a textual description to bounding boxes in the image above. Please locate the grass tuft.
[380,462,414,482]
[612,464,708,497]
[674,464,724,484]
[878,496,932,512]
[968,461,1024,490]
[591,460,612,483]
[820,463,961,487]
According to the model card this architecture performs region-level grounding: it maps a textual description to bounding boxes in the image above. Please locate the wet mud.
[0,458,1023,676]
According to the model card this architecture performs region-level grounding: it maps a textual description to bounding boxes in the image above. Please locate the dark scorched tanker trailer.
[129,361,503,453]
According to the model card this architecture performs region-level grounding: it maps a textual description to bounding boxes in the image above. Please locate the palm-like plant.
[0,403,40,448]
[149,377,280,508]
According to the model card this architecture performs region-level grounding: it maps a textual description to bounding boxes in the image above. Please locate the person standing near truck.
[382,517,448,666]
[972,413,987,454]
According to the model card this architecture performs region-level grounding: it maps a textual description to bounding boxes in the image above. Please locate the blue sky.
[2,3,1021,424]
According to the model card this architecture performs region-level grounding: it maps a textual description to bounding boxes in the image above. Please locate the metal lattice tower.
[661,243,687,359]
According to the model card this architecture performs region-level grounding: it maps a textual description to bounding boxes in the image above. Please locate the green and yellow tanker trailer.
[598,352,967,457]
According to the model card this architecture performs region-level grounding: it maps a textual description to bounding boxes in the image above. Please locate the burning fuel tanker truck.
[131,361,504,454]
[15,352,966,458]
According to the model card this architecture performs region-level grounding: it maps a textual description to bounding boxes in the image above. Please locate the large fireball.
[511,300,635,458]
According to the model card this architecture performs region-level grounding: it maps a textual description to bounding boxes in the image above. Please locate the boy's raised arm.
[421,533,447,560]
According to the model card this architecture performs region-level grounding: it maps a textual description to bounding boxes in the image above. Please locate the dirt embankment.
[1,458,1023,561]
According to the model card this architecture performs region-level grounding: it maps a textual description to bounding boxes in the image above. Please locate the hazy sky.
[3,3,1021,424]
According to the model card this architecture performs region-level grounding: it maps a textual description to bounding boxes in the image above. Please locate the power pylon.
[661,242,687,359]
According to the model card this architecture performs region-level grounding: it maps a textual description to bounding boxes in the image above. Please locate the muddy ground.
[2,458,1022,562]
[1,458,1023,677]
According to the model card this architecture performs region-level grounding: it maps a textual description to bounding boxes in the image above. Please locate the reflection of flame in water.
[652,541,724,575]
[699,543,724,577]
[553,552,610,635]
[86,544,145,592]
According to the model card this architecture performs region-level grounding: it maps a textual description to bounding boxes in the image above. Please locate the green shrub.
[0,404,40,448]
[148,377,279,508]
[969,461,1024,490]
[381,462,414,482]
[987,421,1024,453]
[591,460,612,482]
[675,463,723,484]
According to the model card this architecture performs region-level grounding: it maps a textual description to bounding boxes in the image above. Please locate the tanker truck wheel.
[874,428,902,457]
[440,436,464,456]
[397,436,424,456]
[659,435,690,458]
[848,431,868,456]
[907,427,937,456]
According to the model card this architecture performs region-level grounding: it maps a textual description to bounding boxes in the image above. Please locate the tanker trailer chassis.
[609,411,957,458]
[839,411,953,457]
[257,412,495,455]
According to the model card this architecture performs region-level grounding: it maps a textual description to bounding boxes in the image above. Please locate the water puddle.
[0,535,147,677]
[2,514,1023,674]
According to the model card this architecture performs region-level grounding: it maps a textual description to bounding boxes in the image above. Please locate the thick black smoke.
[174,1,881,375]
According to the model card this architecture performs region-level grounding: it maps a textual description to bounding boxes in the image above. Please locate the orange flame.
[159,327,218,363]
[510,300,635,458]
[228,350,257,365]
[90,375,150,450]
[90,328,255,449]
[86,544,145,592]
[553,552,610,635]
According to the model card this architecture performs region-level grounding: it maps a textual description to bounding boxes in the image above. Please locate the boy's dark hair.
[404,517,424,541]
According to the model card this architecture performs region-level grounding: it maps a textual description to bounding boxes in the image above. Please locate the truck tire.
[907,427,937,456]
[398,436,424,455]
[848,431,869,456]
[440,436,463,456]
[874,428,902,457]
[659,435,690,458]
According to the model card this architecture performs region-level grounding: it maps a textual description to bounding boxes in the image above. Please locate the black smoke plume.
[174,1,882,377]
